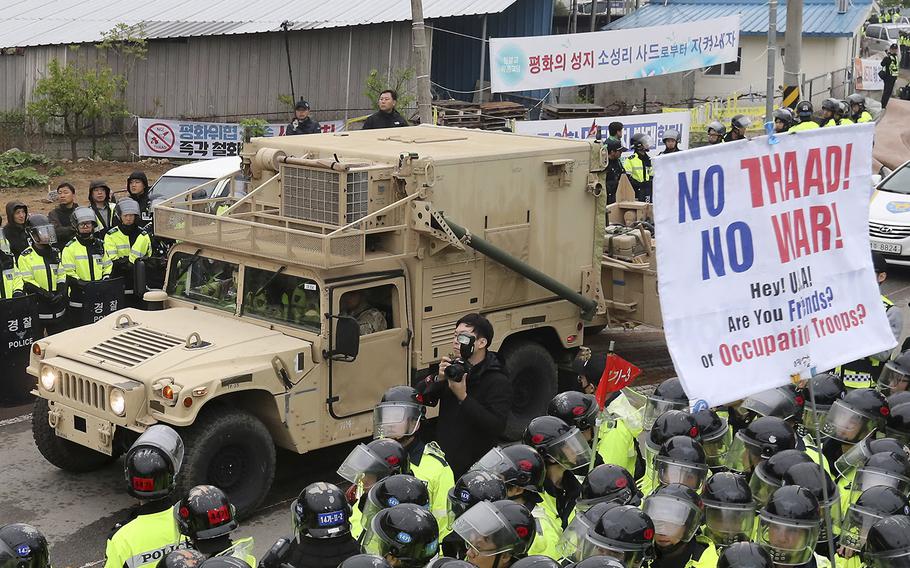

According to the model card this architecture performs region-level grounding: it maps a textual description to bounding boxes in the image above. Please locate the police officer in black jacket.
[362,90,409,130]
[285,99,322,136]
[417,313,513,478]
[603,138,626,206]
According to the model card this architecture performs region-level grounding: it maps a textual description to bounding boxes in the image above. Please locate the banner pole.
[807,376,838,565]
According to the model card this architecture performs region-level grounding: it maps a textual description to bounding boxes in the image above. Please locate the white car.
[870,160,910,265]
[149,156,242,203]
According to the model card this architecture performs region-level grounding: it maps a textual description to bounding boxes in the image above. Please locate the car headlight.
[40,367,57,391]
[109,388,126,417]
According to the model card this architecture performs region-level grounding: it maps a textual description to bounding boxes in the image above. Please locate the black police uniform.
[285,117,321,136]
[362,109,409,130]
[604,158,624,206]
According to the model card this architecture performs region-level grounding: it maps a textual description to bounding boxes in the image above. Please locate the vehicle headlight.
[109,388,126,417]
[39,367,57,391]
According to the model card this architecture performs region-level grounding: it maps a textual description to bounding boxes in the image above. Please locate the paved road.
[3,266,910,566]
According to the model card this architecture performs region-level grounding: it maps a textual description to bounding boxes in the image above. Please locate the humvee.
[29,125,658,515]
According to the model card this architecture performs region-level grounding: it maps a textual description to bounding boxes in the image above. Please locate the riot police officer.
[17,214,67,335]
[642,378,690,431]
[706,122,726,145]
[558,501,619,563]
[701,472,756,547]
[749,449,815,507]
[691,408,731,470]
[0,523,51,568]
[717,542,773,568]
[337,438,411,538]
[360,475,431,539]
[886,402,910,444]
[773,108,796,133]
[756,487,822,568]
[622,133,653,202]
[61,206,112,322]
[660,130,681,154]
[820,98,840,127]
[374,386,455,532]
[105,425,187,568]
[104,198,152,305]
[362,504,439,568]
[265,481,361,568]
[339,555,394,568]
[0,213,22,298]
[157,549,206,568]
[444,471,508,558]
[725,416,797,475]
[801,374,845,437]
[651,436,709,493]
[643,483,717,568]
[174,485,254,563]
[523,416,591,528]
[780,463,840,553]
[839,486,910,561]
[578,504,655,568]
[821,388,889,465]
[509,556,560,568]
[642,410,701,495]
[577,465,641,511]
[864,515,910,568]
[724,115,752,142]
[790,101,820,132]
[453,500,535,568]
[847,93,873,123]
[836,101,854,125]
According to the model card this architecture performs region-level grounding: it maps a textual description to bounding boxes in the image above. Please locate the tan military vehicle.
[29,125,658,515]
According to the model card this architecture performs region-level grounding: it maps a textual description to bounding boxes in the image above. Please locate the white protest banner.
[652,124,895,408]
[854,57,885,91]
[514,111,691,153]
[138,118,346,159]
[489,16,740,93]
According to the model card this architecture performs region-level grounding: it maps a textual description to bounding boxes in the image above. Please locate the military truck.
[29,125,657,516]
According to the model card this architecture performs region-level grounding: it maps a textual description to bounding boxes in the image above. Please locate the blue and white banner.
[489,16,740,93]
[514,111,691,154]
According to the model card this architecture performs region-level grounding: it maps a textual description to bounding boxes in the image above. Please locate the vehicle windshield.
[242,267,321,331]
[150,176,216,201]
[167,252,238,312]
[879,166,910,195]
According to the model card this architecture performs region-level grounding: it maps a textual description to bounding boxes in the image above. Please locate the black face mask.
[120,222,139,236]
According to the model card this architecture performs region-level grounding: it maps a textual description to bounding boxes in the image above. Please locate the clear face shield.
[878,362,910,396]
[724,431,766,474]
[702,426,733,468]
[821,400,878,444]
[703,502,756,547]
[452,501,520,556]
[748,464,781,507]
[337,444,393,487]
[642,397,688,431]
[130,424,185,474]
[653,456,708,492]
[545,427,594,470]
[839,503,888,552]
[741,388,799,421]
[373,402,422,439]
[851,467,910,496]
[816,492,841,544]
[580,533,651,568]
[470,447,537,491]
[642,495,703,548]
[801,401,832,437]
[28,224,57,245]
[834,437,875,479]
[864,549,910,568]
[558,514,596,561]
[756,513,820,566]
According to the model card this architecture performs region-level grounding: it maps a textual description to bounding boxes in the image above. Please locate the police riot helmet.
[662,129,680,143]
[701,472,755,546]
[71,206,97,229]
[510,556,562,568]
[757,486,820,566]
[795,101,814,119]
[124,424,184,500]
[691,408,731,467]
[523,416,593,470]
[472,444,546,493]
[888,391,910,408]
[157,549,207,568]
[822,388,889,444]
[835,436,909,478]
[494,500,536,557]
[707,121,726,136]
[115,198,141,219]
[198,558,250,568]
[452,500,534,560]
[781,462,840,543]
[362,474,431,532]
[654,436,708,491]
[879,358,910,396]
[641,483,704,548]
[572,557,626,568]
[174,485,238,542]
[338,555,394,568]
[802,373,844,434]
[749,449,814,506]
[773,108,796,130]
[363,504,439,568]
[337,438,409,486]
[579,505,654,568]
[548,391,600,433]
[642,378,690,430]
[887,402,910,444]
[559,501,622,562]
[374,386,426,440]
[741,385,805,423]
[725,416,797,473]
[579,464,641,510]
[822,98,840,114]
[448,470,508,527]
[26,214,56,246]
[851,452,910,496]
[0,524,50,568]
[716,542,773,568]
[840,485,910,552]
[864,515,910,568]
[731,115,752,131]
[646,410,700,452]
[292,481,352,539]
[630,133,651,149]
[427,558,474,568]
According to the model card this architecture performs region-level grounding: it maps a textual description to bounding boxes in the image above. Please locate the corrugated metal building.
[0,0,552,121]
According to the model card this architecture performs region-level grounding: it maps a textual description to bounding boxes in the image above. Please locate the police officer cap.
[891,43,899,50]
[590,504,655,549]
[731,115,752,129]
[115,198,141,218]
[887,402,910,437]
[806,373,844,407]
[717,542,773,568]
[630,132,651,148]
[369,474,431,510]
[510,556,562,568]
[293,481,352,539]
[843,388,890,422]
[603,139,627,153]
[156,549,206,568]
[498,444,546,492]
[692,408,726,439]
[492,500,537,557]
[773,108,795,124]
[381,385,425,407]
[524,415,572,453]
[339,555,394,568]
[0,523,50,568]
[741,416,797,457]
[657,435,707,466]
[295,99,310,110]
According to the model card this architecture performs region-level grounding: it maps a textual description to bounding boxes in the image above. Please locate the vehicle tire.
[32,398,116,472]
[501,341,558,441]
[178,406,276,519]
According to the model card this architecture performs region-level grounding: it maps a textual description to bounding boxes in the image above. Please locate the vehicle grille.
[85,328,183,367]
[282,165,370,225]
[870,222,910,240]
[59,371,107,411]
[432,271,472,298]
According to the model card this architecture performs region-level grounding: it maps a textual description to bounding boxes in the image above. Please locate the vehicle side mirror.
[328,316,360,362]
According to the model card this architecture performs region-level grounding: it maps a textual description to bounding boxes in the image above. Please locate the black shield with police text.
[75,278,126,325]
[0,294,40,402]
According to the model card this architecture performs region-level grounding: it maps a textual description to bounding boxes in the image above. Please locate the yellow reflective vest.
[411,442,456,539]
[854,111,873,123]
[1,256,22,299]
[529,503,562,559]
[623,153,652,183]
[103,505,187,568]
[17,247,65,293]
[61,238,112,284]
[104,227,152,263]
[790,121,821,132]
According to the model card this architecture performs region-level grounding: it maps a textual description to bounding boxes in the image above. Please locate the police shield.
[0,294,40,402]
[71,278,127,325]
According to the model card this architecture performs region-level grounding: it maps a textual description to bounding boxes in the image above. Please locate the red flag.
[588,120,598,138]
[595,353,641,409]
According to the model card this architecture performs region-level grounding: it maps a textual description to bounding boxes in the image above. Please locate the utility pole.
[765,0,778,123]
[410,0,433,125]
[782,0,803,109]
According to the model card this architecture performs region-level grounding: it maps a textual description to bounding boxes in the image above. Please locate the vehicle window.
[167,252,238,312]
[880,166,910,195]
[242,267,321,331]
[150,176,215,201]
[867,25,879,37]
[340,284,397,336]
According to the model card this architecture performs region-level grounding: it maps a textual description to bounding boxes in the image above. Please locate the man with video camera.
[417,313,513,478]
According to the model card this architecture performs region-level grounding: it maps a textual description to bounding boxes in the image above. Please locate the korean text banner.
[854,57,885,91]
[652,124,895,408]
[489,16,740,93]
[138,118,345,159]
[514,111,690,153]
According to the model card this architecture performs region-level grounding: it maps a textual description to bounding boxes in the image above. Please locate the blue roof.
[605,0,873,37]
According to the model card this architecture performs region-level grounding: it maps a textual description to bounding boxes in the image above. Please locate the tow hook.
[47,407,62,429]
[98,423,113,446]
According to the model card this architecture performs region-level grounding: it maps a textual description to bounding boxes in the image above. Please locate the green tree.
[97,23,148,156]
[239,118,269,141]
[364,68,416,110]
[28,59,128,160]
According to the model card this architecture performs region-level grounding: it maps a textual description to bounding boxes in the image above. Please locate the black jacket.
[285,534,362,568]
[362,109,409,130]
[604,158,625,205]
[3,201,30,258]
[285,117,322,135]
[127,171,154,229]
[417,352,513,477]
[47,202,77,250]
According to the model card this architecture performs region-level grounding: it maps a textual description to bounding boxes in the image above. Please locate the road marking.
[0,413,31,427]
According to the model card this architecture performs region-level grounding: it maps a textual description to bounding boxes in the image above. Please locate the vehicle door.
[326,275,410,419]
